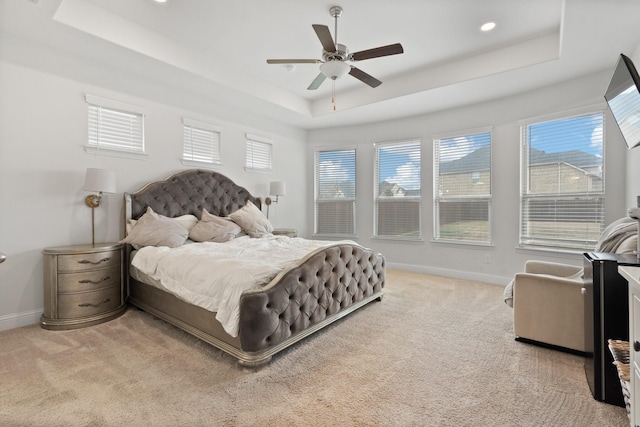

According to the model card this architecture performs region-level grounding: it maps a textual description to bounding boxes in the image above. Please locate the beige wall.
[0,39,307,330]
[307,71,628,285]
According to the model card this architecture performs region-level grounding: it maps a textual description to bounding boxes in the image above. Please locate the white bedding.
[131,235,354,337]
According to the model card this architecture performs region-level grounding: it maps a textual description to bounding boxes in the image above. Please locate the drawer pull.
[78,257,111,265]
[78,276,111,285]
[635,341,640,352]
[78,298,111,308]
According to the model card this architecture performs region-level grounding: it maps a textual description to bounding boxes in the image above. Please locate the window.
[85,94,145,157]
[374,140,421,239]
[520,111,605,250]
[245,133,272,172]
[182,118,221,166]
[434,129,492,244]
[314,148,356,236]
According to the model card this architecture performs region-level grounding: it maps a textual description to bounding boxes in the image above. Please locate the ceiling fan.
[266,5,404,91]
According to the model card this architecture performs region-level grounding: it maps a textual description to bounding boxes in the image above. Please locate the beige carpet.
[0,269,628,426]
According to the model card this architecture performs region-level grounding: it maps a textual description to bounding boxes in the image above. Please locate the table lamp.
[84,168,116,245]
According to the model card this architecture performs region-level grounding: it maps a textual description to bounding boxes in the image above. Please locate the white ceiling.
[3,0,640,129]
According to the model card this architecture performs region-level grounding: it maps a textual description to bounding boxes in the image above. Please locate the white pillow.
[121,207,190,248]
[126,213,198,235]
[228,200,273,238]
[189,209,243,243]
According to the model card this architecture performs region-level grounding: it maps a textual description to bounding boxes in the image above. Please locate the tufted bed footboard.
[239,243,385,360]
[128,243,385,367]
[124,169,386,368]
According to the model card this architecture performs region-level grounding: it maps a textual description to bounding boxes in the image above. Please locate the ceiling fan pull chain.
[332,80,337,111]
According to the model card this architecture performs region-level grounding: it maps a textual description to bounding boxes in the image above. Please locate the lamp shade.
[320,60,350,80]
[84,168,116,193]
[269,181,286,197]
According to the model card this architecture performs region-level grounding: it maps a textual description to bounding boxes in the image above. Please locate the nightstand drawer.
[57,266,121,293]
[57,286,121,319]
[58,250,121,273]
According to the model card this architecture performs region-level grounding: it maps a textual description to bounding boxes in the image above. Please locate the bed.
[123,169,386,367]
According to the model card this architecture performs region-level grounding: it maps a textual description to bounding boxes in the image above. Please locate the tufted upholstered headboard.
[124,169,261,222]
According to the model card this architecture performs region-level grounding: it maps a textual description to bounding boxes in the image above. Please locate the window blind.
[245,133,272,172]
[374,140,421,239]
[314,149,356,236]
[86,94,144,154]
[520,112,605,250]
[183,118,221,165]
[434,130,492,243]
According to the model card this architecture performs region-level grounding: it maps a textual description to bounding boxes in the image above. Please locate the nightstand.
[273,228,297,237]
[41,243,125,330]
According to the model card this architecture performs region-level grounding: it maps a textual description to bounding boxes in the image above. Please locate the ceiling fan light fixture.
[320,60,350,80]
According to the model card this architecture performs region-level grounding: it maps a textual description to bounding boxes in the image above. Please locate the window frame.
[245,133,273,173]
[373,138,422,241]
[432,127,493,245]
[519,107,606,251]
[84,94,147,159]
[182,118,222,168]
[313,146,357,238]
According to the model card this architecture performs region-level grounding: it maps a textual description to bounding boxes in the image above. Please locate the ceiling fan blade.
[351,43,404,61]
[307,73,327,90]
[312,24,336,53]
[349,67,382,88]
[267,59,322,64]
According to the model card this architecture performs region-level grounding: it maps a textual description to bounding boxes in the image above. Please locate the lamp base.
[85,194,101,208]
[85,193,102,246]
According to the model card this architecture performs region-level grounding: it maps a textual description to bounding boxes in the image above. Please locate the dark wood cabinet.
[583,252,639,407]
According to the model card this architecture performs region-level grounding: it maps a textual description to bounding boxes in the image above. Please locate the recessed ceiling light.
[154,0,167,3]
[480,22,496,32]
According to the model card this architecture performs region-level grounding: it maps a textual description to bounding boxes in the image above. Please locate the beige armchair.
[507,217,637,353]
[512,260,586,352]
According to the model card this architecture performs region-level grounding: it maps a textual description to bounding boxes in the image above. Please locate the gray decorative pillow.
[120,207,189,248]
[189,209,243,243]
[228,200,273,238]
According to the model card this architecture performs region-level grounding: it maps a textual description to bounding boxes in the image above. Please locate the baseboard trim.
[386,262,511,286]
[0,266,508,332]
[0,309,42,332]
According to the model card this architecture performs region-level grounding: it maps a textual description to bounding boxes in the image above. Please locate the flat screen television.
[604,53,640,149]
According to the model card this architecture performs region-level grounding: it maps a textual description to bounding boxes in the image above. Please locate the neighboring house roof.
[379,181,404,196]
[529,148,601,169]
[378,181,420,197]
[439,145,601,174]
[439,145,490,174]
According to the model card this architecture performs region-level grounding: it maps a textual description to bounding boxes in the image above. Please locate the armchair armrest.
[512,271,586,351]
[524,260,583,278]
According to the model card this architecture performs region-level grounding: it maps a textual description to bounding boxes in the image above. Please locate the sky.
[377,141,421,191]
[528,113,603,157]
